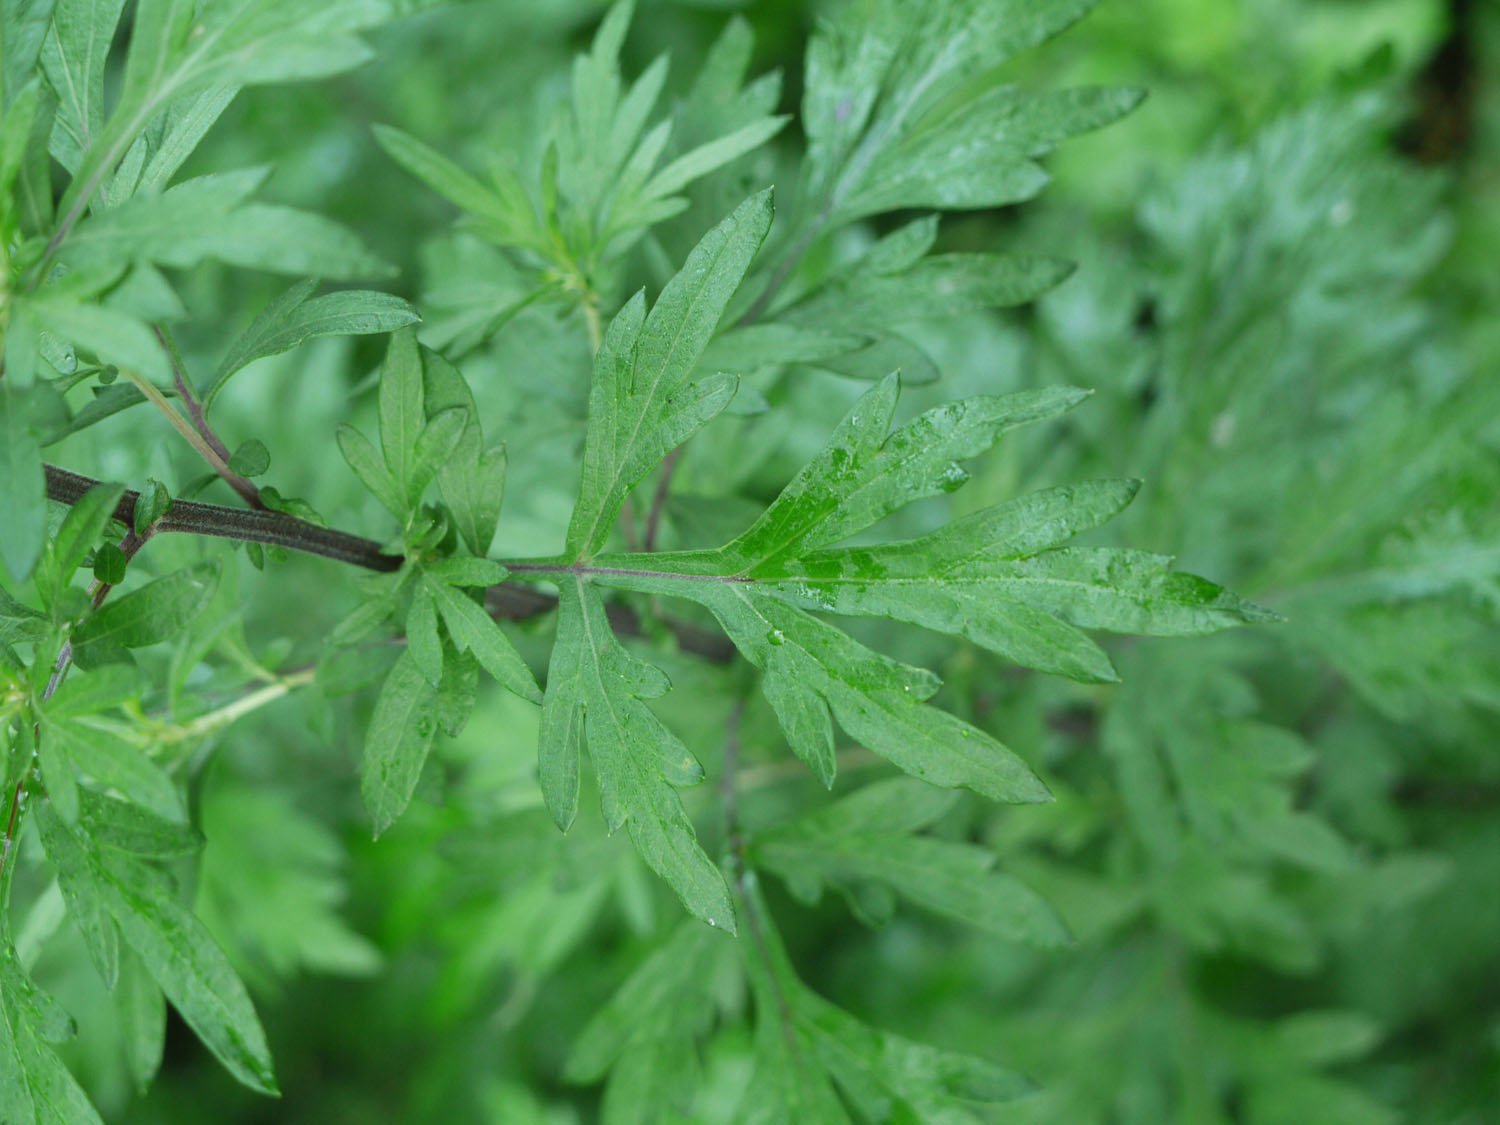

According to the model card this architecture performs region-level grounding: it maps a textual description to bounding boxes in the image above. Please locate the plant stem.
[44,463,404,572]
[154,326,265,509]
[41,464,736,661]
[121,366,264,510]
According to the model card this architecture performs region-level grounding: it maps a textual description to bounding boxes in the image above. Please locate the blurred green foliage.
[0,0,1496,1121]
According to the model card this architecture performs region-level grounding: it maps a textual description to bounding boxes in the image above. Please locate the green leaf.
[540,580,732,929]
[838,86,1144,220]
[335,423,402,518]
[0,387,47,581]
[133,479,170,538]
[373,123,537,247]
[423,557,508,589]
[424,575,540,703]
[20,294,169,379]
[422,349,507,557]
[0,940,103,1125]
[36,479,124,608]
[565,921,723,1083]
[378,328,425,509]
[206,280,420,411]
[117,951,166,1093]
[36,804,278,1095]
[562,372,1263,802]
[226,438,269,478]
[61,168,389,279]
[734,878,1030,1123]
[784,253,1076,332]
[725,375,1091,570]
[71,561,218,666]
[1,0,57,105]
[39,0,126,172]
[567,190,773,556]
[39,714,185,823]
[57,0,388,240]
[407,406,468,509]
[756,779,1070,945]
[405,581,443,687]
[361,649,439,838]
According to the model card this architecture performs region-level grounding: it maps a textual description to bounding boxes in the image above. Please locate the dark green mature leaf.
[539,580,732,930]
[205,279,421,410]
[361,650,439,838]
[567,190,772,556]
[424,576,540,703]
[550,375,1263,804]
[36,804,278,1095]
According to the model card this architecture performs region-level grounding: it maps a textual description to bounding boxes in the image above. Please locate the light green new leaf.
[37,804,278,1095]
[72,561,218,667]
[0,386,46,581]
[0,941,103,1125]
[425,576,540,703]
[405,581,443,686]
[373,123,540,251]
[57,0,387,234]
[21,294,170,379]
[335,424,402,518]
[205,280,420,410]
[540,580,732,929]
[756,779,1070,945]
[1,0,57,106]
[132,84,239,197]
[361,649,439,838]
[117,951,166,1093]
[568,190,773,555]
[61,168,389,279]
[39,715,184,824]
[39,0,125,172]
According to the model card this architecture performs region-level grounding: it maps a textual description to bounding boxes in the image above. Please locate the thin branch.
[43,464,735,660]
[121,367,262,509]
[154,326,264,509]
[44,463,404,572]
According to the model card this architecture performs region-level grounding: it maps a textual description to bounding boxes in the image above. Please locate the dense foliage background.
[2,0,1497,1121]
